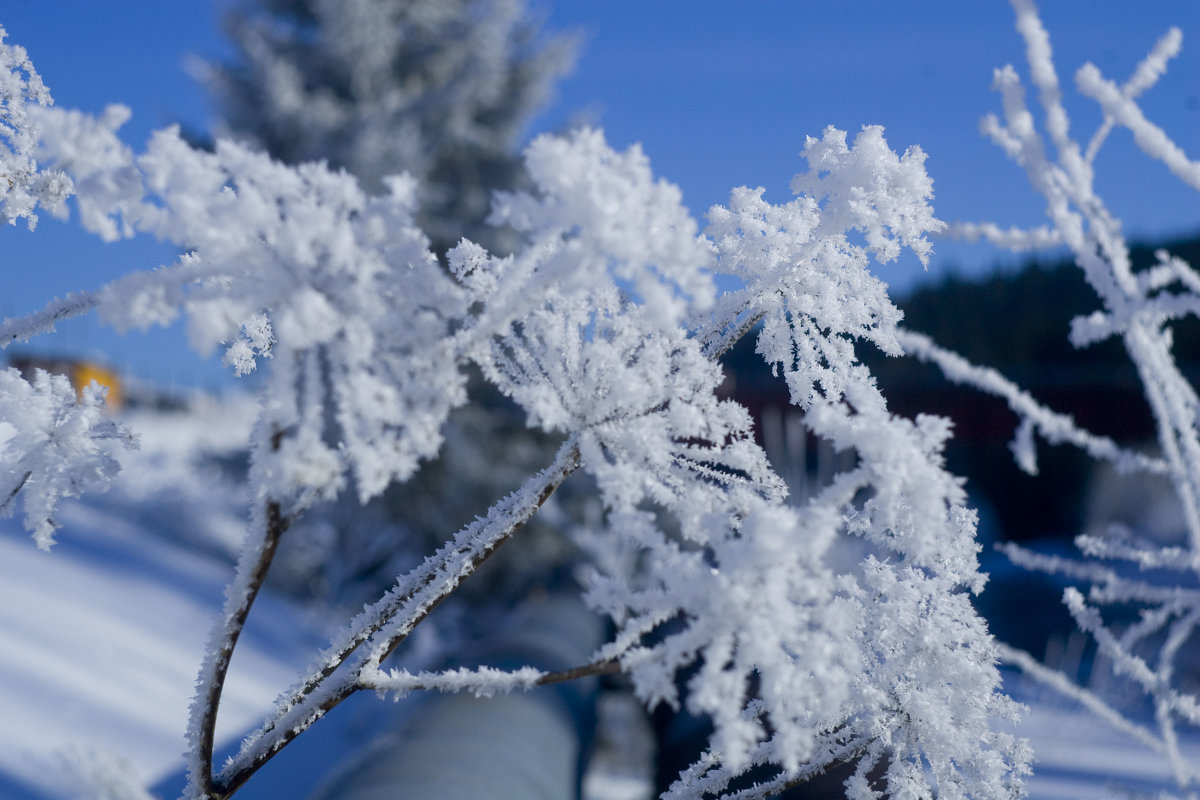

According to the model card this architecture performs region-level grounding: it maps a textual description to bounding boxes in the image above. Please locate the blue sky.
[0,1,1197,390]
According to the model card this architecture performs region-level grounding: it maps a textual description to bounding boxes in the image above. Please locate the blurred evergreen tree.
[200,0,575,255]
[199,0,580,612]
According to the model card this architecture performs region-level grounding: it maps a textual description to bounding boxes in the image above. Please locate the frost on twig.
[0,25,71,228]
[0,291,99,348]
[1076,47,1200,192]
[997,642,1168,757]
[896,327,1167,477]
[0,369,134,549]
[969,2,1200,795]
[944,221,1062,251]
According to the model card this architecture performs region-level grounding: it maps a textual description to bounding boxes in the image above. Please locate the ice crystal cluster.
[6,0,1196,796]
[0,26,70,227]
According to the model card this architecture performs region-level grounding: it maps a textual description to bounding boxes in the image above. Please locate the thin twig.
[214,441,582,796]
[194,501,289,798]
[997,642,1167,756]
[744,740,871,800]
[355,659,623,697]
[1,470,31,514]
[535,658,621,686]
[365,441,582,669]
[215,677,357,798]
[701,305,766,361]
[0,291,98,349]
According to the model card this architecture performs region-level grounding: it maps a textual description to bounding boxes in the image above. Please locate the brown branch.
[209,302,764,797]
[1,470,31,514]
[214,441,581,797]
[535,658,622,686]
[194,501,289,799]
[701,733,872,800]
[218,658,619,796]
[368,445,579,668]
[215,676,358,798]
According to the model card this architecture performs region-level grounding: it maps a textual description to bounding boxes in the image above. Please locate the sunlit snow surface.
[0,393,323,799]
[1,393,1198,799]
[1001,670,1200,800]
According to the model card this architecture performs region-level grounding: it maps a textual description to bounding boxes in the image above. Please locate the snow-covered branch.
[970,2,1200,794]
[896,327,1167,477]
[3,106,1030,797]
[0,369,134,550]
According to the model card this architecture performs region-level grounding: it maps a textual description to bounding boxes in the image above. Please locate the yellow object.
[9,355,124,411]
[73,361,123,410]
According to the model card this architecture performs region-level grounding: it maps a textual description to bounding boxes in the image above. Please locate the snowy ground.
[2,394,1198,799]
[0,484,322,799]
[0,392,323,799]
[1005,671,1200,799]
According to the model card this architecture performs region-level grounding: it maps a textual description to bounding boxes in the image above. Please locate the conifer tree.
[199,0,578,607]
[200,0,575,254]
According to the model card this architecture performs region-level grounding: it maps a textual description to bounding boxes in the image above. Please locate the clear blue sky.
[0,2,1197,390]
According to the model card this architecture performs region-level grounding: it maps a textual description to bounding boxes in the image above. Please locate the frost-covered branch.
[211,437,581,796]
[1076,534,1198,572]
[969,3,1200,793]
[944,221,1063,251]
[1083,26,1183,165]
[359,659,621,698]
[0,291,98,348]
[1076,58,1200,192]
[997,642,1168,756]
[664,729,876,800]
[999,542,1200,607]
[188,499,289,800]
[896,327,1168,477]
[1064,589,1200,727]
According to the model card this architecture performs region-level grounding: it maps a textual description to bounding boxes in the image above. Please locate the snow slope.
[0,393,324,799]
[0,503,323,798]
[1003,669,1200,799]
